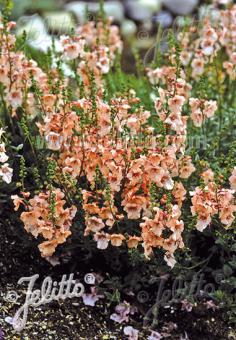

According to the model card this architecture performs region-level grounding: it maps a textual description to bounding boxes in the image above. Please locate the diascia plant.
[0,1,234,268]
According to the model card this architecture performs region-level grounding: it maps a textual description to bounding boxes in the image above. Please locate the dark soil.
[0,219,235,340]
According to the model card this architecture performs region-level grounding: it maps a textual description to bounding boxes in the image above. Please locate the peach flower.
[110,234,125,247]
[229,167,236,190]
[127,236,142,249]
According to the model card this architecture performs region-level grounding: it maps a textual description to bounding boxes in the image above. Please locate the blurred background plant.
[1,0,220,72]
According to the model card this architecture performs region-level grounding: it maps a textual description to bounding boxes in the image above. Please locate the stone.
[121,20,137,38]
[16,14,62,53]
[125,0,153,22]
[97,1,125,22]
[65,2,86,25]
[153,11,173,28]
[162,0,199,15]
[16,14,48,43]
[65,1,124,24]
[138,0,161,13]
[43,11,76,34]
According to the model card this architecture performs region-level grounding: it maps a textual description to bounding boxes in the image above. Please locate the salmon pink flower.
[190,109,203,127]
[179,156,195,179]
[38,239,59,257]
[11,195,26,211]
[85,217,105,234]
[123,198,144,220]
[7,90,23,109]
[201,169,214,184]
[127,236,142,249]
[203,100,217,118]
[191,58,205,78]
[168,95,185,114]
[110,234,125,247]
[172,182,186,207]
[62,39,85,60]
[229,167,236,190]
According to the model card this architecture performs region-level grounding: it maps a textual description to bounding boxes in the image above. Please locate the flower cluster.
[1,1,233,269]
[178,21,219,79]
[0,128,13,184]
[11,189,77,257]
[189,98,217,127]
[61,19,122,92]
[178,4,236,81]
[34,54,196,265]
[0,19,48,116]
[221,5,236,79]
[147,62,217,129]
[148,66,191,153]
[141,204,184,267]
[190,170,236,232]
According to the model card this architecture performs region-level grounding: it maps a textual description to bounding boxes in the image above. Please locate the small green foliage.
[18,155,26,190]
[46,159,57,184]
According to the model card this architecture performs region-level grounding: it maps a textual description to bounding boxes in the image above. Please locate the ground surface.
[0,219,235,340]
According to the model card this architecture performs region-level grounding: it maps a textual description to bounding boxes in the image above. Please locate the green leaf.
[223,264,233,277]
[11,144,23,151]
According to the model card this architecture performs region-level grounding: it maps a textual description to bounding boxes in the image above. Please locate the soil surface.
[0,220,235,340]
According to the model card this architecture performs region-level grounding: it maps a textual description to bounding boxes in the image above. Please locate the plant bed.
[0,0,236,339]
[0,223,235,340]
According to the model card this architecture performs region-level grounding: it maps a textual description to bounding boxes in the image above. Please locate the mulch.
[0,220,235,340]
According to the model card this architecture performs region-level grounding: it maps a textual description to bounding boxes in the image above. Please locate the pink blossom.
[148,330,162,340]
[181,299,194,312]
[124,326,139,340]
[82,287,104,307]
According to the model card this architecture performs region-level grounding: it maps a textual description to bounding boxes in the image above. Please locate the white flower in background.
[0,143,8,163]
[45,132,63,151]
[0,152,9,163]
[0,128,5,138]
[0,163,13,184]
[94,232,110,250]
[164,253,177,268]
[196,217,211,232]
[0,129,13,184]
